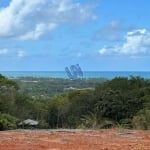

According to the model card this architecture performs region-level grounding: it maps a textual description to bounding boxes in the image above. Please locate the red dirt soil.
[0,129,149,150]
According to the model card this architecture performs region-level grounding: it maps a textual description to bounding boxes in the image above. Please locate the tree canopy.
[0,74,149,130]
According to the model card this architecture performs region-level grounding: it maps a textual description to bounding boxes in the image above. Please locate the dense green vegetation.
[0,74,150,130]
[14,77,107,98]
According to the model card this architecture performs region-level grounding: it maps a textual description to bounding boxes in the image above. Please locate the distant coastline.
[0,71,150,79]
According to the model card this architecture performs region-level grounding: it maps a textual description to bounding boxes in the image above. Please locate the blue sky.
[0,0,150,71]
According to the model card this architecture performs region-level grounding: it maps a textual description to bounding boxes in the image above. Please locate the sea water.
[0,71,150,79]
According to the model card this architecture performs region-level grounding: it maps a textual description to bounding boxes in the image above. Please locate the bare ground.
[0,129,149,150]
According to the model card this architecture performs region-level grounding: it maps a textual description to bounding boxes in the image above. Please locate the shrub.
[132,109,150,130]
[119,118,132,129]
[0,113,18,130]
[38,120,49,129]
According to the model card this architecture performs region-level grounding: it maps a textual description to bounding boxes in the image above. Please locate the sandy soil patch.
[0,129,149,150]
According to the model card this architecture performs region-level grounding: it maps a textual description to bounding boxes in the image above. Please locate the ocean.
[0,71,150,79]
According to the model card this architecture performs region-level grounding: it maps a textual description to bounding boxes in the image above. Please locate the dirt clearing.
[0,129,149,150]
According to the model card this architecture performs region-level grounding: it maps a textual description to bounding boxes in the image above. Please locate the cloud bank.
[99,29,150,55]
[0,0,96,40]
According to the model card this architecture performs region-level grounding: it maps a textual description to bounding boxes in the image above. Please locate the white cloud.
[19,23,57,40]
[0,48,26,58]
[17,50,26,58]
[94,20,129,42]
[0,0,95,40]
[0,49,8,55]
[99,28,150,55]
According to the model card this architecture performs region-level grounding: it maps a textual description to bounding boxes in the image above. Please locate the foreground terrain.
[0,129,149,150]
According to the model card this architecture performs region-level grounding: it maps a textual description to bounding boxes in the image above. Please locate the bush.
[80,112,98,129]
[0,113,18,130]
[132,109,150,130]
[119,118,132,129]
[38,120,49,129]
